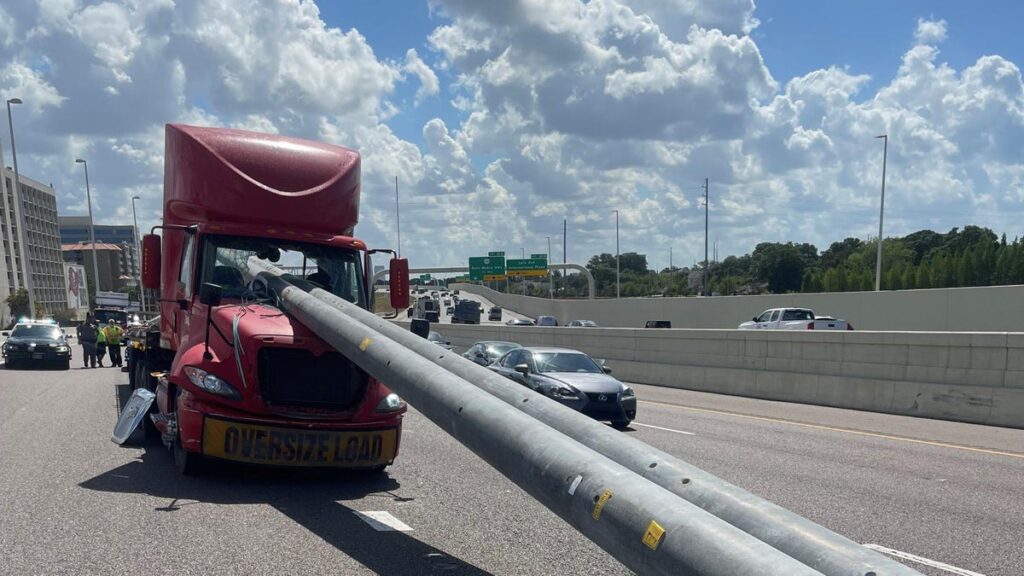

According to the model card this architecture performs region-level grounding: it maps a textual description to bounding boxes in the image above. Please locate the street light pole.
[130,195,147,314]
[75,159,101,308]
[612,209,620,298]
[546,235,552,299]
[395,176,401,258]
[874,134,888,292]
[7,98,36,318]
[703,177,709,296]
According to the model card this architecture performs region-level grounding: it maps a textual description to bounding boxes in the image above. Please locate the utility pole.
[703,177,709,297]
[669,246,673,270]
[874,135,888,291]
[130,195,147,314]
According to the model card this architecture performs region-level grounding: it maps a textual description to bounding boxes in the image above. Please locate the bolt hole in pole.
[680,478,691,484]
[522,398,529,403]
[593,494,601,503]
[648,462,658,469]
[458,407,463,413]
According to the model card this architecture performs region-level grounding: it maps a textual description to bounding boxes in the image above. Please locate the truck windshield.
[200,235,366,307]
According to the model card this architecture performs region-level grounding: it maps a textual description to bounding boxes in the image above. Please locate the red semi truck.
[132,124,410,474]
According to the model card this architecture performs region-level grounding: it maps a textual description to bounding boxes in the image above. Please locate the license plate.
[202,417,397,467]
[32,353,44,359]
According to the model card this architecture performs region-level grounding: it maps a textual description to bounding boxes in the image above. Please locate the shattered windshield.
[200,234,366,307]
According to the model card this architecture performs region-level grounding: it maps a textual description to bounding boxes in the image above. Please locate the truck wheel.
[134,359,160,440]
[174,434,204,476]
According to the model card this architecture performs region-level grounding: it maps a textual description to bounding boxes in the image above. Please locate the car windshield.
[201,234,365,307]
[533,352,603,373]
[12,325,61,339]
[486,343,519,358]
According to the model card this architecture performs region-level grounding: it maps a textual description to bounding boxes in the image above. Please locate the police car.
[2,318,72,370]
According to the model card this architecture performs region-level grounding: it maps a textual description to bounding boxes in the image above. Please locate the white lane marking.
[631,422,696,436]
[863,544,986,576]
[354,511,413,532]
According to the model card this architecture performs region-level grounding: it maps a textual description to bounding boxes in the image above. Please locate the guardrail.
[248,259,921,575]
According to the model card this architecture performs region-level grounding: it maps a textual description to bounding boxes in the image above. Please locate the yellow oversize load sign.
[202,417,398,467]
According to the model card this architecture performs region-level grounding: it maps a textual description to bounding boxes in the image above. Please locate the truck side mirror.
[390,258,410,310]
[199,282,223,307]
[141,234,162,290]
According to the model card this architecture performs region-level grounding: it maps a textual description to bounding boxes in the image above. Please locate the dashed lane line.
[863,544,987,576]
[631,422,696,436]
[354,511,413,532]
[638,399,1024,460]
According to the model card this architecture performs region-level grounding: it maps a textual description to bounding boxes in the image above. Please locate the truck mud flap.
[112,388,156,445]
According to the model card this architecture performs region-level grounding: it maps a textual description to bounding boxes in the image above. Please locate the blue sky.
[1,0,1023,269]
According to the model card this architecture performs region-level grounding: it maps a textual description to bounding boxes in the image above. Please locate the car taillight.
[807,322,814,330]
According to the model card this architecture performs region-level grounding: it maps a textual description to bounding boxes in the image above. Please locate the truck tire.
[133,359,160,440]
[174,434,204,476]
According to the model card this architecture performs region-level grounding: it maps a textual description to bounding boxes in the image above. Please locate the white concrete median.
[430,323,1024,429]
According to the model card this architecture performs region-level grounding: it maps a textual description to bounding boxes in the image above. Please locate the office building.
[61,241,125,293]
[59,216,139,279]
[0,167,65,326]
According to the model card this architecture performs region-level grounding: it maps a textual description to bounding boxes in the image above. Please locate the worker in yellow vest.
[102,319,125,368]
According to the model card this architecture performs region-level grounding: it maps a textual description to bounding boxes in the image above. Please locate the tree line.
[515,225,1021,298]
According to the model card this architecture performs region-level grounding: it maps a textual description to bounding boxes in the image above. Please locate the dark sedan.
[2,321,72,370]
[489,347,636,428]
[462,340,521,366]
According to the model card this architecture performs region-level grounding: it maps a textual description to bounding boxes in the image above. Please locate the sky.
[1,0,1023,272]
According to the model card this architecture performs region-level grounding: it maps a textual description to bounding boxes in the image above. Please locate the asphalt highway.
[1,361,1021,575]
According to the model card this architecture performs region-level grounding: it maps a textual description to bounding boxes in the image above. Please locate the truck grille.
[257,347,367,410]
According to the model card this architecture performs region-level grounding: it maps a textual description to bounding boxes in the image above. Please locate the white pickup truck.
[738,308,853,330]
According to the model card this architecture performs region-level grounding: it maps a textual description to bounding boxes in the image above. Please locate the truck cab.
[135,124,410,474]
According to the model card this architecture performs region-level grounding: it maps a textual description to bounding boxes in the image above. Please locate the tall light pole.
[395,176,401,258]
[874,134,888,291]
[612,209,620,298]
[546,235,552,299]
[130,195,147,314]
[703,177,709,296]
[7,97,36,318]
[75,159,101,308]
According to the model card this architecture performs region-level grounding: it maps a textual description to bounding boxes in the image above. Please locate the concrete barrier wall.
[451,283,1024,332]
[429,323,1024,429]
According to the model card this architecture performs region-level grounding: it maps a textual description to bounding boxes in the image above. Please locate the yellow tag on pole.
[592,489,613,520]
[359,337,372,351]
[642,520,665,550]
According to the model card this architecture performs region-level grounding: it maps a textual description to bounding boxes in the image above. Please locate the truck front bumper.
[176,391,403,469]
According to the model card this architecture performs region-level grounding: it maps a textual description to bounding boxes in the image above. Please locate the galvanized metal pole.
[130,195,147,314]
[395,175,401,258]
[703,177,709,296]
[75,159,101,305]
[874,135,888,292]
[250,260,824,576]
[7,98,36,317]
[307,287,923,576]
[613,209,620,298]
[0,120,18,295]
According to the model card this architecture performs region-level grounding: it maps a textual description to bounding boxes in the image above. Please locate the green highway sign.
[469,256,506,281]
[531,253,547,259]
[506,258,548,277]
[488,251,505,257]
[420,274,432,282]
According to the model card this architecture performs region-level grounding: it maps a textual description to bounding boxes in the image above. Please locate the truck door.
[766,309,781,328]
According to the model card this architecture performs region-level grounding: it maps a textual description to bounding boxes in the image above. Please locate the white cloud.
[914,18,948,45]
[1,0,1023,271]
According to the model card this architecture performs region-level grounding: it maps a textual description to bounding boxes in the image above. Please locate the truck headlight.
[183,366,241,400]
[375,393,405,413]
